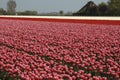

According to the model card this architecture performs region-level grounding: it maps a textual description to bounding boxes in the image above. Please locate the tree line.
[0,0,120,16]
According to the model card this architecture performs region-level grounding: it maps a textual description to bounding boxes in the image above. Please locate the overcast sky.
[0,0,108,13]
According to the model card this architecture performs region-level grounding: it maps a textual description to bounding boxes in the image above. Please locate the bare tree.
[7,0,16,15]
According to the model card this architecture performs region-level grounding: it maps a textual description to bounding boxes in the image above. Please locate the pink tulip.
[0,19,120,80]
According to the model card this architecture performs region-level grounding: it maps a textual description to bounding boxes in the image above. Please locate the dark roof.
[73,1,98,16]
[77,1,97,13]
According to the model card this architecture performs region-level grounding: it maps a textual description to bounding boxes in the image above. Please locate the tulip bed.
[0,19,120,80]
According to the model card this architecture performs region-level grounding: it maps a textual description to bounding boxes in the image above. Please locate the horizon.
[0,0,108,13]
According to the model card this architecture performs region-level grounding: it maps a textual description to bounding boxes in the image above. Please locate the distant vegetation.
[0,0,120,16]
[17,10,38,15]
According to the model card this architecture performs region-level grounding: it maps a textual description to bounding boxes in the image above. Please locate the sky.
[0,0,108,13]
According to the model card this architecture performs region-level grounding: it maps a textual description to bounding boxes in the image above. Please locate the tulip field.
[0,19,120,80]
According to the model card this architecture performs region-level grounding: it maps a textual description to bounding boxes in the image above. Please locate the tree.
[107,0,120,16]
[7,0,16,15]
[59,10,64,16]
[98,2,108,16]
[108,0,120,8]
